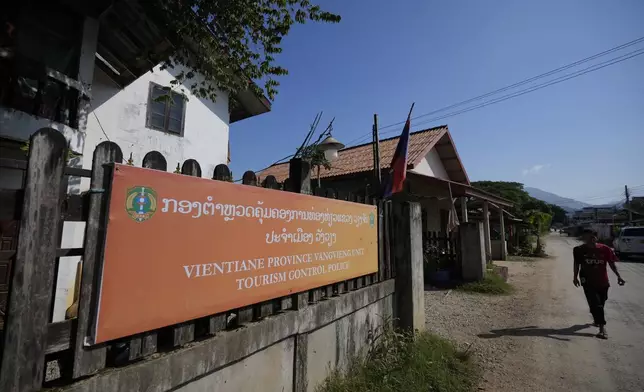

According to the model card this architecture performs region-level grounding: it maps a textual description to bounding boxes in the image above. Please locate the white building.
[0,1,270,322]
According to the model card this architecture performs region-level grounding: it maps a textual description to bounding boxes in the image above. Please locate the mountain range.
[524,187,596,212]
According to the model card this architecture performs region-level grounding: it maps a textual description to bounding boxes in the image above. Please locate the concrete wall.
[460,222,486,281]
[420,198,452,233]
[60,281,395,392]
[304,295,393,391]
[409,148,449,180]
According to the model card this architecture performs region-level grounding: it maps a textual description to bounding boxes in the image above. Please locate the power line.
[347,47,644,146]
[408,49,644,129]
[343,36,644,148]
[383,36,644,131]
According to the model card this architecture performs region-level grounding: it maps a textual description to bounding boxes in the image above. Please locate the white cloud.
[522,164,550,176]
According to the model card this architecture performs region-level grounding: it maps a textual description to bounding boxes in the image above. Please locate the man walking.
[573,229,625,339]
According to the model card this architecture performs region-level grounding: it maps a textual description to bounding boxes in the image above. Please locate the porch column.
[76,17,100,135]
[482,200,491,262]
[460,196,468,223]
[499,207,507,260]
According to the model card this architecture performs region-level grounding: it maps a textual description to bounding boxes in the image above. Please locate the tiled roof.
[259,125,449,182]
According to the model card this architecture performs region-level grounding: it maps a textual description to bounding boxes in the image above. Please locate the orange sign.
[92,164,378,344]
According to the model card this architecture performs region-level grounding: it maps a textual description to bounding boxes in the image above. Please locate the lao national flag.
[383,109,413,198]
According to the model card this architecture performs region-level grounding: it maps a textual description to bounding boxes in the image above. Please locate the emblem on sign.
[369,212,375,228]
[125,186,157,222]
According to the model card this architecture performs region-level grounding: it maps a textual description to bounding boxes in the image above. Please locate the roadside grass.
[316,330,477,392]
[456,269,514,295]
[507,255,542,262]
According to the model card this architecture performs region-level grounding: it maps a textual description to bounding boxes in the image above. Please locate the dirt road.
[424,234,644,392]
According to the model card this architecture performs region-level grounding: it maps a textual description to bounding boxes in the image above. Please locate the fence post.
[377,199,385,282]
[212,165,252,325]
[244,171,273,320]
[288,158,310,309]
[392,201,425,332]
[72,142,123,378]
[0,129,67,392]
[181,159,202,177]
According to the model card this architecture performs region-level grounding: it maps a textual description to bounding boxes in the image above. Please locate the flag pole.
[407,102,415,120]
[372,114,381,188]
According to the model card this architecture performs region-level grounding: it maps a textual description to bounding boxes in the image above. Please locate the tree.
[525,210,552,256]
[141,0,341,103]
[549,204,568,225]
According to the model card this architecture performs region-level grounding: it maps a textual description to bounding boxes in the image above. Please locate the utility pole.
[372,114,381,188]
[625,185,632,224]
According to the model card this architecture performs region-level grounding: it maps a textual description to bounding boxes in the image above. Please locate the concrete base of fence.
[57,280,395,392]
[460,222,487,281]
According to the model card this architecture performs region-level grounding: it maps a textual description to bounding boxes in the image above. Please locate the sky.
[229,0,644,205]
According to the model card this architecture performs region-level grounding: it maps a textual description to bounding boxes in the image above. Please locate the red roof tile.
[259,126,449,182]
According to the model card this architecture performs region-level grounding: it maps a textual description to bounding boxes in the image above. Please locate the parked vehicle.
[613,226,644,258]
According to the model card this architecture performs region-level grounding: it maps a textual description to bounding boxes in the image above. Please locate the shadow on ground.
[478,324,597,341]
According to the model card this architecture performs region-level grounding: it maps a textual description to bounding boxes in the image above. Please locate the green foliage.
[300,144,331,170]
[316,327,478,392]
[456,270,514,295]
[471,181,552,218]
[525,210,552,234]
[21,141,80,162]
[549,204,568,225]
[141,0,340,102]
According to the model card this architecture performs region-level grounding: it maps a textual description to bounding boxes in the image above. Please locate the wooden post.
[181,159,202,177]
[288,158,312,195]
[211,164,248,327]
[383,201,393,279]
[242,171,258,186]
[482,200,491,262]
[460,196,468,223]
[499,207,507,261]
[72,142,122,378]
[133,153,171,353]
[289,158,311,309]
[75,17,99,134]
[0,129,67,392]
[392,201,425,332]
[372,114,381,188]
[377,200,386,282]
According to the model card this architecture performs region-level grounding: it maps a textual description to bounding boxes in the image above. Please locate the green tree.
[471,181,536,218]
[525,210,552,255]
[142,0,341,102]
[549,204,568,225]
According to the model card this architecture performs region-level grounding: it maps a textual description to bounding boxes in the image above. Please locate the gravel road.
[424,234,644,392]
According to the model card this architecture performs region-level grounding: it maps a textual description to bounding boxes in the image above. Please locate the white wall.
[52,64,231,322]
[409,148,449,180]
[85,65,230,174]
[0,107,85,153]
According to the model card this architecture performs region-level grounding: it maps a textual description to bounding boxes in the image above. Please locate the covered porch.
[406,172,514,262]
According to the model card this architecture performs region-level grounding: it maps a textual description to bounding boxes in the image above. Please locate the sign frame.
[89,164,378,344]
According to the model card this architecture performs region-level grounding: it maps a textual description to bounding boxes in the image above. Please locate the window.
[622,228,644,237]
[146,83,186,135]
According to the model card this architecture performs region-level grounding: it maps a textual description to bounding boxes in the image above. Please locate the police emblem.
[125,186,157,222]
[369,212,375,228]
